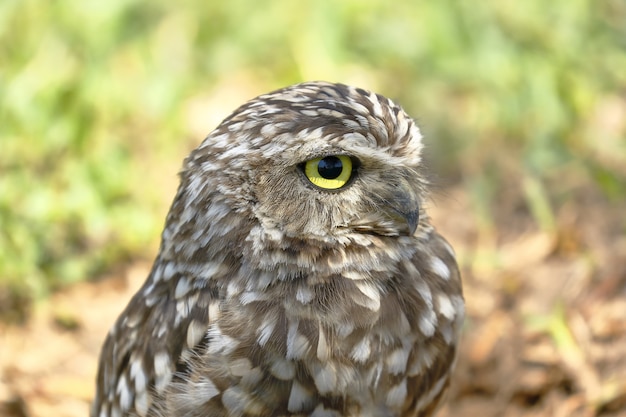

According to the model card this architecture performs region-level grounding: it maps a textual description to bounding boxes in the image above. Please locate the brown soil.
[1,185,625,417]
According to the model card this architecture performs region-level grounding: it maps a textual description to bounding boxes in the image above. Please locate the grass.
[1,0,625,318]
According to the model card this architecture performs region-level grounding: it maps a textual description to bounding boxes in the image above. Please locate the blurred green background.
[1,0,625,319]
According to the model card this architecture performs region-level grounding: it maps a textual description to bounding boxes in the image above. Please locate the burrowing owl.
[92,81,464,417]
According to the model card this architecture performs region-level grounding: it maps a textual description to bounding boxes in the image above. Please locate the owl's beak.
[385,181,420,236]
[403,209,419,236]
[387,199,419,236]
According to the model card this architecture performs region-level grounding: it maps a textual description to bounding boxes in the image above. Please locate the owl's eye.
[303,155,355,190]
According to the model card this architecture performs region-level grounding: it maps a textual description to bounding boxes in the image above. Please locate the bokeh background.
[1,1,625,416]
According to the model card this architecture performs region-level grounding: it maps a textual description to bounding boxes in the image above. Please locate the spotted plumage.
[92,81,464,417]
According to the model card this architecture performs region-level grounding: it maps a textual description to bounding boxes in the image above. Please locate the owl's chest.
[180,278,435,416]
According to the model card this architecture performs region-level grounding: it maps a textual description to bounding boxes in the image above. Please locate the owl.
[92,81,464,417]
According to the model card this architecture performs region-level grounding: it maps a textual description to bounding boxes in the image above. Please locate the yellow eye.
[304,155,354,190]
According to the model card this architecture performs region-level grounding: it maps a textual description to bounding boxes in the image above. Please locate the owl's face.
[181,82,427,248]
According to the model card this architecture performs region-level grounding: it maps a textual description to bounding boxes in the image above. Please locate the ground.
[1,184,625,417]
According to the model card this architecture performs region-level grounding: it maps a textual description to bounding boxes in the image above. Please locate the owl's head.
[170,82,428,256]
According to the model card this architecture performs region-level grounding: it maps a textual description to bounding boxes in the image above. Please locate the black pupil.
[317,156,344,179]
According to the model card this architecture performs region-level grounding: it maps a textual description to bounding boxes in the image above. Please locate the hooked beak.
[381,177,421,236]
